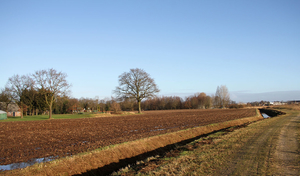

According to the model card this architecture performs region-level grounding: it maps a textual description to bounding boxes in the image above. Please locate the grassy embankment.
[2,109,263,176]
[0,112,136,122]
[113,105,300,175]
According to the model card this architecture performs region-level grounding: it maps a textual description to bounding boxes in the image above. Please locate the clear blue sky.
[1,0,299,102]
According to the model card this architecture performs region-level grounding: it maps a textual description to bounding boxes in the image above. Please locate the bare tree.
[114,68,160,113]
[120,97,136,111]
[93,96,100,112]
[98,99,106,112]
[68,98,80,113]
[204,95,212,109]
[6,75,34,118]
[110,101,121,113]
[79,97,90,111]
[90,97,99,111]
[215,85,230,108]
[0,87,14,112]
[33,68,71,119]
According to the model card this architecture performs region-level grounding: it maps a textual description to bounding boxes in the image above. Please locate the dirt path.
[216,112,300,175]
[274,113,300,175]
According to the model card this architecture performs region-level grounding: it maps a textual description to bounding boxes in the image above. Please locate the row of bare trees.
[141,88,230,111]
[0,68,234,118]
[0,86,124,116]
[0,69,70,119]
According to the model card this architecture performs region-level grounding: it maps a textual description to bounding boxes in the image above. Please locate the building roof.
[0,102,19,112]
[0,110,7,114]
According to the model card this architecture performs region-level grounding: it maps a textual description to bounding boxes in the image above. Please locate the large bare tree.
[33,68,71,119]
[6,75,34,118]
[114,68,160,113]
[215,85,230,108]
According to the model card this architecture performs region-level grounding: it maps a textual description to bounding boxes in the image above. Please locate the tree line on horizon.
[0,68,245,119]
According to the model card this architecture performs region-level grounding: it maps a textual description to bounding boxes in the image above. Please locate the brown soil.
[0,109,256,166]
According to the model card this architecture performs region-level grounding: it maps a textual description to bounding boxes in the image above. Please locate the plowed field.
[0,109,256,165]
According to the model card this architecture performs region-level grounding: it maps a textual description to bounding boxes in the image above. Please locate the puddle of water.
[150,128,166,132]
[262,113,270,118]
[0,156,57,171]
[129,130,139,133]
[0,124,196,171]
[0,140,93,171]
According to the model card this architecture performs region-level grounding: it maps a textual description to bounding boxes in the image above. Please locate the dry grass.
[121,108,297,176]
[273,104,300,111]
[132,125,257,176]
[1,110,263,176]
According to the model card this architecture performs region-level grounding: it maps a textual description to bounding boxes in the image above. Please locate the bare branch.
[215,85,230,108]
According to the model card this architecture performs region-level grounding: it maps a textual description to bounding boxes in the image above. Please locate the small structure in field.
[0,110,7,120]
[7,103,21,117]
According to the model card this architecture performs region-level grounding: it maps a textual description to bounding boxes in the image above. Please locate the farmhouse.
[0,102,21,117]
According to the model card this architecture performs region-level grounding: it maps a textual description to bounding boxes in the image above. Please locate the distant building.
[273,101,287,106]
[0,102,21,117]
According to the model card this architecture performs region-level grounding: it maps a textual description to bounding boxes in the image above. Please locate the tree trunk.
[138,100,141,113]
[49,105,52,119]
[20,102,23,118]
[5,103,9,113]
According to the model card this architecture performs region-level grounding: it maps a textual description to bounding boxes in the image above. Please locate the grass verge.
[0,112,138,122]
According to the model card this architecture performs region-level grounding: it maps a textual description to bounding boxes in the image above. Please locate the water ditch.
[259,108,286,118]
[74,123,252,176]
[0,109,283,173]
[262,113,270,118]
